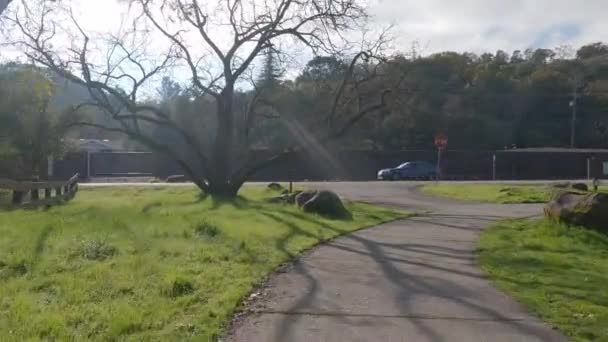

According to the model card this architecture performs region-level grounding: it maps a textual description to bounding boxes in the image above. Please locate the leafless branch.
[68,121,209,190]
[11,0,388,194]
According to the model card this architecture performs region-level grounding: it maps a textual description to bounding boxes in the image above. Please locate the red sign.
[435,134,448,150]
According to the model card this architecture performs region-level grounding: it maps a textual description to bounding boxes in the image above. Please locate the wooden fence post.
[2,173,79,208]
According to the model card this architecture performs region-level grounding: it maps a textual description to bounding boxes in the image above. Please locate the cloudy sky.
[3,0,606,89]
[370,0,607,54]
[9,0,607,57]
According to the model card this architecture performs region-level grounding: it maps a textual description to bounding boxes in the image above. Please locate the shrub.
[77,239,117,261]
[161,276,194,298]
[193,220,219,238]
[0,260,29,279]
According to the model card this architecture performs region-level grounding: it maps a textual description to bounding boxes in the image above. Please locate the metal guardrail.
[0,173,79,207]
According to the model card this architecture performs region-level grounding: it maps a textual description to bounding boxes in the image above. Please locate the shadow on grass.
[0,199,73,213]
[141,201,163,213]
[207,194,256,210]
[34,224,54,262]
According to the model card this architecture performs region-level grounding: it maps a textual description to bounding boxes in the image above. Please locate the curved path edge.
[225,182,566,342]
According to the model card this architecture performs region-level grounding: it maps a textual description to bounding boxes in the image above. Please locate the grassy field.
[477,219,608,341]
[421,183,555,203]
[0,186,406,341]
[422,183,608,204]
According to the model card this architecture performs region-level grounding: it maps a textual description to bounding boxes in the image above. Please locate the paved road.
[83,179,588,187]
[226,182,566,342]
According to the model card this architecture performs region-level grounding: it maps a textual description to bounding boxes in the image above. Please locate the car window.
[397,163,410,169]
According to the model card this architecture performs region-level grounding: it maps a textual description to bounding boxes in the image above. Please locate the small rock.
[267,183,283,191]
[545,191,608,232]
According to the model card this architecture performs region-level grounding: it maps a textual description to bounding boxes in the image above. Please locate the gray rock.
[298,190,351,219]
[544,191,608,232]
[267,183,284,191]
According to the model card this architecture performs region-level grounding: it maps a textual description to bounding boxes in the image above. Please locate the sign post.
[593,178,600,192]
[492,154,497,181]
[434,134,448,180]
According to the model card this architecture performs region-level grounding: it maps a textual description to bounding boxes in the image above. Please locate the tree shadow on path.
[259,212,562,342]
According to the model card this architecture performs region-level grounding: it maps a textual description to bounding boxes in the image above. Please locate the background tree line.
[0,63,80,178]
[2,0,608,192]
[149,43,608,156]
[240,42,608,152]
[2,43,608,178]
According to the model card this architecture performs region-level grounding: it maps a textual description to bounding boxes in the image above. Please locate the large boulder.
[571,183,589,192]
[544,191,608,231]
[295,190,317,207]
[297,190,351,219]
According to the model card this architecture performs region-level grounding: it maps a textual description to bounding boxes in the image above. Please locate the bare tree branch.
[12,0,389,196]
[68,121,210,190]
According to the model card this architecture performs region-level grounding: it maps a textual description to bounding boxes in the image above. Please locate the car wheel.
[391,173,400,181]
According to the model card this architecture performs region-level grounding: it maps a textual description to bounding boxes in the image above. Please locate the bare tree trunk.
[12,0,387,199]
[208,85,240,197]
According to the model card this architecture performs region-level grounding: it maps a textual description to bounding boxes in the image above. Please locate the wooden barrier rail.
[0,173,79,208]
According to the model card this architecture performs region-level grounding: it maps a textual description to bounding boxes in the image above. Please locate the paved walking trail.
[226,182,566,342]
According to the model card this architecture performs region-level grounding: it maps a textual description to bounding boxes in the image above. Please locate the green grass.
[0,186,406,341]
[421,183,554,203]
[421,183,608,204]
[477,219,608,341]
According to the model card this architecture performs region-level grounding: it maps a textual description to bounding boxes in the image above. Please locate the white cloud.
[369,0,608,55]
[5,0,606,58]
[4,0,606,87]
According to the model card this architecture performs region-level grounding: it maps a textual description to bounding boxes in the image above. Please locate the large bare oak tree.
[12,0,397,197]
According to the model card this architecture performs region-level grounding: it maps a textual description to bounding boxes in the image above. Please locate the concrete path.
[226,182,566,342]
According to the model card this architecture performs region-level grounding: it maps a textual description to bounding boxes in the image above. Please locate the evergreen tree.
[257,48,282,90]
